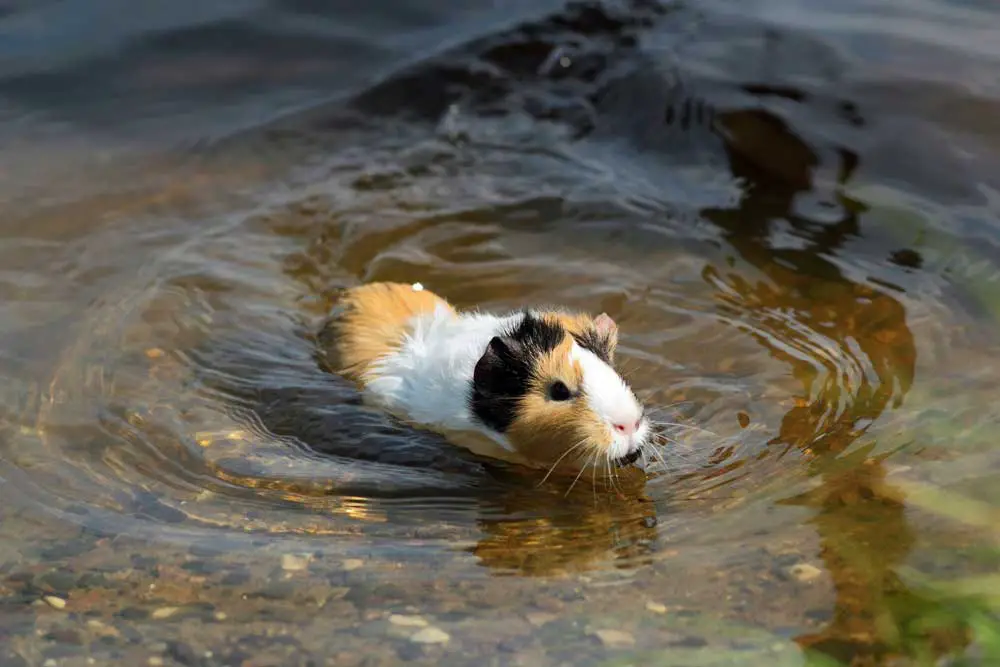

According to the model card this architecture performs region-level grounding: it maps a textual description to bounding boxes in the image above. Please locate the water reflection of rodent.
[469,465,656,576]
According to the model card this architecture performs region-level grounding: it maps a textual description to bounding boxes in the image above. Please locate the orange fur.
[324,282,455,383]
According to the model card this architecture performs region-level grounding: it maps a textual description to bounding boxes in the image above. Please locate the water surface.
[2,1,1000,665]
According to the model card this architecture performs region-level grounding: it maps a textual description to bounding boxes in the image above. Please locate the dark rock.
[188,544,222,558]
[167,640,201,665]
[247,581,295,600]
[805,608,832,623]
[44,628,83,645]
[38,538,93,560]
[133,492,187,524]
[396,643,425,661]
[498,636,531,653]
[889,248,923,269]
[6,571,33,584]
[115,607,149,621]
[119,625,144,645]
[36,570,78,594]
[436,611,471,623]
[76,573,109,588]
[180,560,221,575]
[669,636,708,648]
[130,554,158,570]
[220,571,250,586]
[42,642,82,659]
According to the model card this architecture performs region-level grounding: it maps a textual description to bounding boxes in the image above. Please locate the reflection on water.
[697,102,964,664]
[2,0,1000,665]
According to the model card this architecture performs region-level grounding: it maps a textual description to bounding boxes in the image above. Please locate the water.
[2,1,1000,665]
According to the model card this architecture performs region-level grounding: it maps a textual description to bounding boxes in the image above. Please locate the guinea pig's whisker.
[651,432,681,448]
[609,455,624,496]
[538,438,589,487]
[564,448,596,497]
[644,441,670,472]
[588,450,598,500]
[651,420,717,437]
[658,400,696,410]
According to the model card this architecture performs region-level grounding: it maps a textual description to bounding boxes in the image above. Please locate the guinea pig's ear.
[473,336,521,393]
[486,335,521,362]
[594,312,619,351]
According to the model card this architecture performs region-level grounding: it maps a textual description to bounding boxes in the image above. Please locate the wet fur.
[321,282,645,472]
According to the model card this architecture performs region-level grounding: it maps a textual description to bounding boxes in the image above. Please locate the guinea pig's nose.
[613,420,640,436]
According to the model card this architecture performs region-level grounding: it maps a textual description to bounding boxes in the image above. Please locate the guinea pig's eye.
[548,381,572,402]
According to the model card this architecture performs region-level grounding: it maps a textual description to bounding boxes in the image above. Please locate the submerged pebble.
[591,629,635,647]
[281,554,311,572]
[389,614,429,628]
[42,595,67,610]
[409,627,450,645]
[788,563,823,582]
[151,607,179,620]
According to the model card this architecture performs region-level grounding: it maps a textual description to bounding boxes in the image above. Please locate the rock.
[498,637,531,653]
[669,636,708,648]
[645,601,667,614]
[396,643,425,661]
[149,658,164,666]
[116,607,149,620]
[86,619,120,638]
[281,554,311,572]
[220,571,250,586]
[42,595,67,610]
[44,629,82,645]
[180,560,219,575]
[525,612,558,627]
[166,641,199,665]
[37,571,78,594]
[591,629,635,648]
[151,607,179,620]
[342,559,364,571]
[248,581,295,600]
[409,627,451,645]
[788,563,823,582]
[389,614,429,628]
[76,573,108,588]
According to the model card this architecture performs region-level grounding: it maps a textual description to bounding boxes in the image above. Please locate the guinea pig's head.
[470,310,650,472]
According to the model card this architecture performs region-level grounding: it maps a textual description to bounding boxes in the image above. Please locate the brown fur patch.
[322,282,454,384]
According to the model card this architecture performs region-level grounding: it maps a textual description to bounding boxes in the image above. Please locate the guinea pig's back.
[319,282,455,384]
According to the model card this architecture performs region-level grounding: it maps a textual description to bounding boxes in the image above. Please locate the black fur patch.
[572,328,613,364]
[469,312,565,433]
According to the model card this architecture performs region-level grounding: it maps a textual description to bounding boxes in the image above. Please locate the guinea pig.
[318,281,651,474]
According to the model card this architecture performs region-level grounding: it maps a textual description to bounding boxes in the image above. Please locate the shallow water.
[2,1,1000,665]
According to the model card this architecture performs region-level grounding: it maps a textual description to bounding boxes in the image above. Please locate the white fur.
[364,304,521,450]
[571,342,648,459]
[363,306,648,460]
